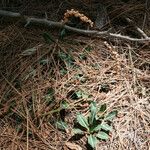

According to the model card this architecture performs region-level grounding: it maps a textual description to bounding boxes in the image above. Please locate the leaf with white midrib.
[101,123,112,131]
[72,128,84,135]
[77,113,89,130]
[92,124,102,132]
[56,120,68,131]
[105,110,118,121]
[99,104,107,113]
[89,101,97,125]
[88,134,98,149]
[96,131,109,140]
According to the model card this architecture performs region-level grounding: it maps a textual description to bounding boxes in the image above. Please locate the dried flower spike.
[62,9,94,27]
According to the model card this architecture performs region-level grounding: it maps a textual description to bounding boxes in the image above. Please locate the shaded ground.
[0,0,150,150]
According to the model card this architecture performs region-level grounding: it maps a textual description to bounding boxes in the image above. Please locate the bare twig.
[125,17,149,38]
[0,10,21,17]
[0,10,150,42]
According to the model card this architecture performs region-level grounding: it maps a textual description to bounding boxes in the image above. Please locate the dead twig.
[0,10,150,43]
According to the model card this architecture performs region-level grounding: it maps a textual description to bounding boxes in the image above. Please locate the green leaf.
[72,128,84,135]
[77,113,89,130]
[82,93,89,99]
[21,47,37,56]
[96,131,109,140]
[60,68,67,76]
[88,134,98,149]
[85,46,92,52]
[55,120,68,131]
[58,52,74,67]
[39,59,49,65]
[59,52,67,60]
[79,54,87,60]
[101,123,112,131]
[60,29,66,40]
[75,74,87,83]
[60,100,69,109]
[42,32,55,44]
[99,104,107,113]
[44,88,55,104]
[74,90,89,99]
[89,101,97,125]
[92,124,102,132]
[23,68,36,80]
[47,88,55,96]
[105,110,118,121]
[75,91,83,98]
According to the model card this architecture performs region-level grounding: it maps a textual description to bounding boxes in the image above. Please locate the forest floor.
[0,0,150,150]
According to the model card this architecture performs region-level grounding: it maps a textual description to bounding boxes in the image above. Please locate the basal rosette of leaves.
[56,101,118,149]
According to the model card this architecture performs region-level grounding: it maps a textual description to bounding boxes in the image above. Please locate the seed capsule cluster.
[62,9,94,27]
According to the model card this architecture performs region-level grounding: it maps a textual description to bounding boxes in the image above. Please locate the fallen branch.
[0,10,150,42]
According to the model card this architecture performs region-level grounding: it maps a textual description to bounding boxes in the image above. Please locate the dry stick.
[125,17,149,38]
[0,10,150,42]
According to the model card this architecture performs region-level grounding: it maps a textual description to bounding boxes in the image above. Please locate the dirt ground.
[0,0,150,150]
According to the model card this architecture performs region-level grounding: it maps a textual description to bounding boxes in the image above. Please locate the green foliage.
[44,88,55,105]
[42,32,55,44]
[75,102,117,149]
[55,120,68,132]
[23,67,36,81]
[72,128,84,135]
[99,84,110,93]
[69,90,89,100]
[75,73,87,83]
[77,113,89,130]
[105,111,118,121]
[60,29,66,40]
[96,131,109,140]
[60,68,67,76]
[39,59,49,65]
[79,54,87,60]
[75,90,83,99]
[58,51,75,67]
[60,100,69,109]
[88,135,98,149]
[56,102,117,149]
[76,90,89,99]
[89,101,97,125]
[85,45,93,52]
[99,103,107,113]
[100,123,112,131]
[21,47,37,56]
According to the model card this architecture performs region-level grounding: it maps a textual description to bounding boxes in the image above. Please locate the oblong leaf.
[101,123,112,131]
[21,47,37,56]
[72,128,84,135]
[88,134,98,149]
[89,101,97,125]
[60,100,69,109]
[105,110,118,121]
[76,91,83,98]
[82,93,89,99]
[42,32,55,44]
[40,59,49,65]
[92,124,102,132]
[99,104,107,113]
[96,131,109,140]
[55,120,68,131]
[60,29,66,40]
[77,113,89,130]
